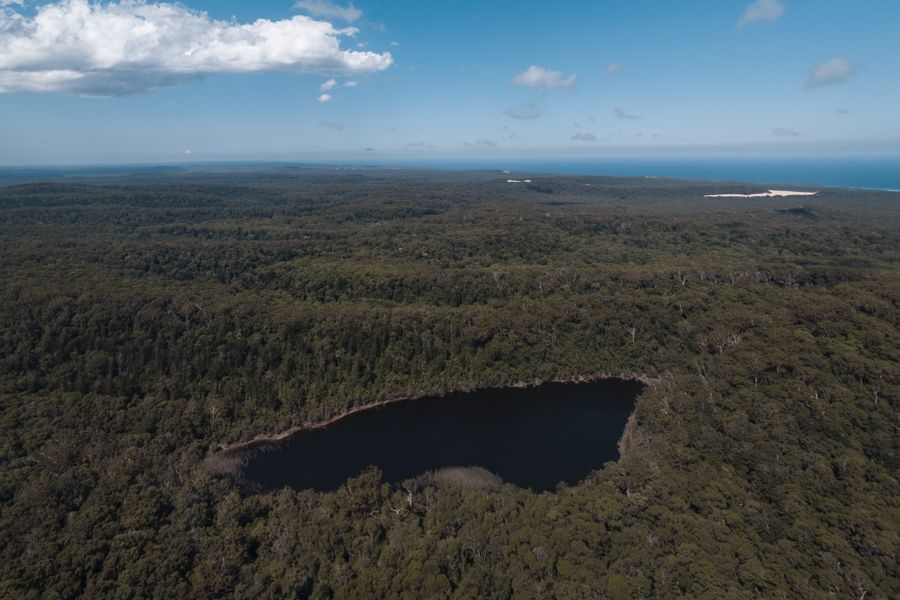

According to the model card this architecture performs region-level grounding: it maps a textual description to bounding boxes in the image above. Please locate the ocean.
[392,156,900,191]
[2,156,898,191]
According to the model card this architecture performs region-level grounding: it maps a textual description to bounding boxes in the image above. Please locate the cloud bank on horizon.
[0,0,392,95]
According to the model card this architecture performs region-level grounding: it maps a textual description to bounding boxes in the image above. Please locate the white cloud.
[772,127,799,137]
[317,93,334,103]
[390,41,400,47]
[614,107,640,120]
[321,78,357,90]
[293,0,362,23]
[606,63,622,75]
[572,132,598,142]
[503,103,541,120]
[319,120,343,130]
[738,0,784,28]
[0,0,392,95]
[807,57,859,88]
[512,65,576,90]
[466,138,497,149]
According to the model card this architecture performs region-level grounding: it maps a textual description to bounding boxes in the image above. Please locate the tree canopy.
[1,170,897,598]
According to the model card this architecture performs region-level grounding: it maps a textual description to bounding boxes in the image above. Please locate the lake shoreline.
[212,372,655,458]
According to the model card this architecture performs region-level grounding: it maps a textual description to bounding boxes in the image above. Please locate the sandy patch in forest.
[705,190,818,198]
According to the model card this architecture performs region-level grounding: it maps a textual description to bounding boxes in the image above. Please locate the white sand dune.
[705,190,818,198]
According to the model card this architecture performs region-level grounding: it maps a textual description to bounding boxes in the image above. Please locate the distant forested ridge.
[0,170,897,598]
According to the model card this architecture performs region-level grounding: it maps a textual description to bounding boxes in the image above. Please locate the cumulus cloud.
[503,103,541,120]
[293,0,362,23]
[512,65,576,90]
[317,93,334,103]
[738,0,784,28]
[322,78,356,91]
[614,107,641,120]
[606,63,622,75]
[571,132,597,142]
[772,127,800,137]
[0,0,392,95]
[807,57,859,88]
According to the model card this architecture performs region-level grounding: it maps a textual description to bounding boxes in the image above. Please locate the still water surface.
[241,379,642,493]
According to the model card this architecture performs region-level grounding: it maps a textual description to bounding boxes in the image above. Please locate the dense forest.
[0,168,897,598]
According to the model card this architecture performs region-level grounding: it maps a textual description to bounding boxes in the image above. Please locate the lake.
[238,379,643,493]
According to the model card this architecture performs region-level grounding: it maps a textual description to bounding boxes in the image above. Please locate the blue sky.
[0,0,898,165]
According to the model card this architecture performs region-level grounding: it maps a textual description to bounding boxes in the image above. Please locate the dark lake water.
[239,379,642,493]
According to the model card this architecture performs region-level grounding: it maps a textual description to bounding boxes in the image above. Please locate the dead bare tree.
[717,333,743,353]
[208,403,223,426]
[695,361,710,386]
[492,271,504,292]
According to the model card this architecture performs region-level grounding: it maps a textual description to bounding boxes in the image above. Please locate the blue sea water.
[392,156,900,191]
[2,156,897,191]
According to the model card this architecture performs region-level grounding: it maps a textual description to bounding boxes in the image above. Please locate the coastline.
[213,371,655,456]
[3,160,900,192]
